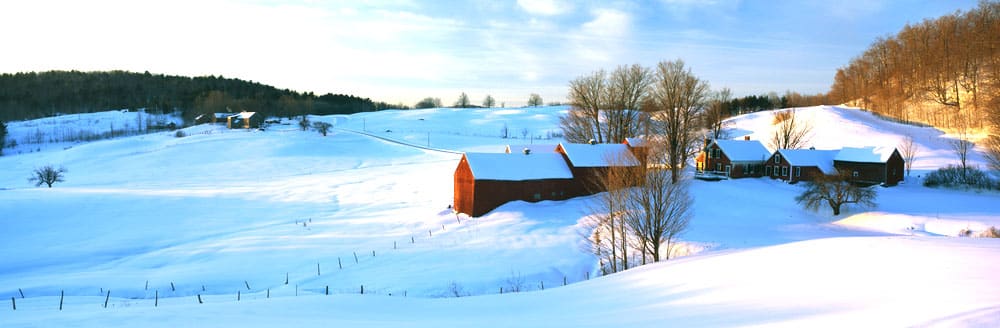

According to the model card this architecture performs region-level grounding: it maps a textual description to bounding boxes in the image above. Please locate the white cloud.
[516,0,571,16]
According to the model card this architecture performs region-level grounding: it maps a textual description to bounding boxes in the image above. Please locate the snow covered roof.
[504,144,558,154]
[623,137,645,147]
[713,139,770,162]
[463,152,573,181]
[835,146,896,163]
[777,149,840,174]
[233,112,256,119]
[558,143,639,167]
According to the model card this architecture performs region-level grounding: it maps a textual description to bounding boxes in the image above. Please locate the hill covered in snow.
[1,105,998,327]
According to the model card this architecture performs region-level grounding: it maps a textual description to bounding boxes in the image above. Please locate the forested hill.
[0,70,405,122]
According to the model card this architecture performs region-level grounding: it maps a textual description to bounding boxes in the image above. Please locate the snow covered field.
[1,105,998,326]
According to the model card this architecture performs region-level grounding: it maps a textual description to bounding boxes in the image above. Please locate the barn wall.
[835,161,886,184]
[468,179,575,217]
[453,157,476,216]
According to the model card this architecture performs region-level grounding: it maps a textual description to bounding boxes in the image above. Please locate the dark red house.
[765,148,840,183]
[833,147,904,185]
[701,139,771,178]
[454,152,575,217]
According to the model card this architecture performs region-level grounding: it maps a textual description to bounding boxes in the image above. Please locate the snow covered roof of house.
[463,152,574,181]
[834,146,896,163]
[713,139,770,162]
[777,149,840,174]
[504,144,558,154]
[623,137,645,147]
[558,143,639,167]
[233,112,256,119]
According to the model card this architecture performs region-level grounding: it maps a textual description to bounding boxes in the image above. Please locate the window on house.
[853,171,859,177]
[774,154,781,164]
[716,163,722,171]
[795,167,801,177]
[781,167,788,177]
[534,193,541,200]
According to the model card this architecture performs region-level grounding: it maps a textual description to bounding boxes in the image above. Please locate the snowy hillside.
[1,105,998,327]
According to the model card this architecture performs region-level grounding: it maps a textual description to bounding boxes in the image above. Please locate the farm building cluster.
[695,137,904,185]
[195,111,263,129]
[454,136,903,217]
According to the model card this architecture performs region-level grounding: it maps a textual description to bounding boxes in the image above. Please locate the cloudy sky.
[0,0,980,107]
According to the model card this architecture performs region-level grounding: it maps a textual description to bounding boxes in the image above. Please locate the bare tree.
[624,163,692,262]
[0,121,7,156]
[796,173,877,215]
[604,64,652,143]
[312,121,332,136]
[415,97,442,109]
[298,115,311,131]
[29,165,67,188]
[985,136,1000,173]
[950,129,974,181]
[483,95,496,108]
[899,135,919,177]
[454,92,471,108]
[585,156,634,274]
[704,87,732,140]
[527,93,543,107]
[645,59,710,184]
[769,109,812,150]
[562,70,607,143]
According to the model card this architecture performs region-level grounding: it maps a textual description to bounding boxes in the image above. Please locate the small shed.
[195,112,234,125]
[454,152,575,217]
[766,148,840,183]
[703,139,771,178]
[556,143,641,194]
[834,146,904,185]
[227,112,263,129]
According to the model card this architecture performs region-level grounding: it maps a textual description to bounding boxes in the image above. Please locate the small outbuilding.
[227,112,263,129]
[454,152,575,217]
[833,146,904,185]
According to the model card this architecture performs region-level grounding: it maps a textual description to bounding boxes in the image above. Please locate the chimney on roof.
[523,148,531,155]
[744,135,750,141]
[809,146,815,150]
[588,139,597,145]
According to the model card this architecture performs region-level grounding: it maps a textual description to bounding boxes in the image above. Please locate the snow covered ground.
[1,105,998,327]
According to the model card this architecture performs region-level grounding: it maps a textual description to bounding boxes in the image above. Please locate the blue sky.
[0,0,980,107]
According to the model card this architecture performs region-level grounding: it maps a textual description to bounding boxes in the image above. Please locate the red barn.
[556,143,641,194]
[454,152,575,217]
[702,139,771,178]
[833,146,905,185]
[765,148,840,183]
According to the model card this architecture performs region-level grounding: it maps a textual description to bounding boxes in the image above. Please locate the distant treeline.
[725,91,828,116]
[0,70,407,123]
[828,1,999,128]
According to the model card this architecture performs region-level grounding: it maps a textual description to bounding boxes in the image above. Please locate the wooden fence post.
[338,257,343,269]
[285,272,289,285]
[18,288,24,298]
[59,290,64,311]
[11,297,16,310]
[103,290,110,308]
[198,294,203,304]
[245,281,251,290]
[155,290,159,307]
